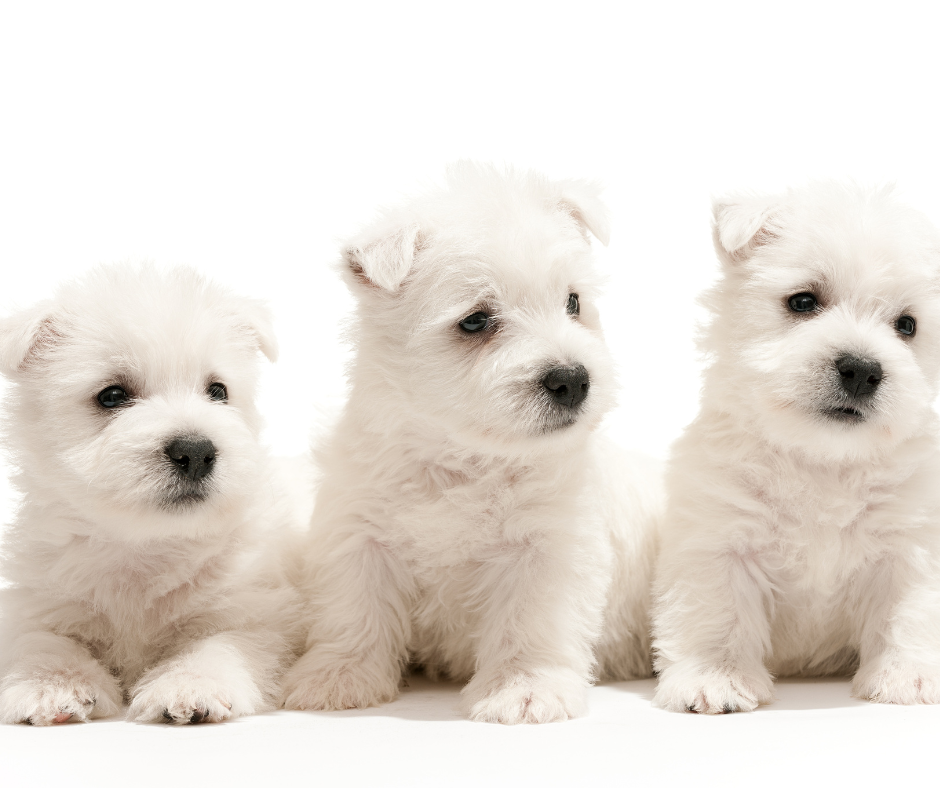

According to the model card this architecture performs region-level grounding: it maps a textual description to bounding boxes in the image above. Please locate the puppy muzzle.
[160,434,218,508]
[822,355,883,423]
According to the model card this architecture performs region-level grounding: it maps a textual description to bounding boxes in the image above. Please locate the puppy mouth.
[541,418,578,434]
[822,405,866,423]
[159,483,212,511]
[537,406,582,434]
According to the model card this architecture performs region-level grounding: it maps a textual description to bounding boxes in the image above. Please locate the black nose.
[164,436,216,481]
[542,364,590,409]
[835,355,883,399]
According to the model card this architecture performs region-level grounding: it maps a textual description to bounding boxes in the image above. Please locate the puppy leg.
[652,536,775,714]
[0,631,122,725]
[852,553,940,704]
[461,529,606,724]
[281,527,412,711]
[129,631,284,724]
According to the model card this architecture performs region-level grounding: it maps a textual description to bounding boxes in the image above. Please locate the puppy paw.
[463,668,588,724]
[129,670,238,724]
[281,651,399,711]
[853,662,940,705]
[0,663,122,726]
[653,664,774,714]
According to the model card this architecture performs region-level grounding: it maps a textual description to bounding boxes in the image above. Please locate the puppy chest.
[386,476,541,565]
[774,524,867,594]
[755,461,900,563]
[762,479,907,619]
[758,523,869,668]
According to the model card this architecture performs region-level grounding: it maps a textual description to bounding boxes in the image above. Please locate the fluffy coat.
[0,265,312,725]
[281,164,663,723]
[652,183,940,713]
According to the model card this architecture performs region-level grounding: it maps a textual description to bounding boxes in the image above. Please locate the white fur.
[281,163,662,724]
[652,182,940,713]
[0,264,312,725]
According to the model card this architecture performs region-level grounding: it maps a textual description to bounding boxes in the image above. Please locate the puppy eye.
[567,293,580,316]
[459,312,490,333]
[788,292,818,313]
[896,315,916,336]
[97,386,130,409]
[207,382,228,402]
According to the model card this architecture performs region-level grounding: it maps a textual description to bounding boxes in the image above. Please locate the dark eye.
[97,386,130,408]
[567,293,580,316]
[896,315,916,336]
[788,292,818,313]
[458,312,489,333]
[207,382,228,402]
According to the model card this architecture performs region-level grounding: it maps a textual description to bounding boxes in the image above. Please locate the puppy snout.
[542,364,590,409]
[164,436,216,481]
[835,355,883,399]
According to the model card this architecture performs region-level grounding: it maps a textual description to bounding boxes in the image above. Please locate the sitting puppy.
[652,183,940,713]
[281,163,662,723]
[0,264,310,725]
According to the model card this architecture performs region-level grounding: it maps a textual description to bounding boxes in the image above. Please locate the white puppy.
[652,182,940,713]
[0,264,310,725]
[281,163,662,723]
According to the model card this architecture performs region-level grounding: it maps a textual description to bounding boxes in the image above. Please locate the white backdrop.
[2,2,940,785]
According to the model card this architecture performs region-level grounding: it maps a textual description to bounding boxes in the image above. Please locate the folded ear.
[344,223,421,293]
[232,297,279,363]
[712,194,779,264]
[556,180,611,246]
[0,300,59,376]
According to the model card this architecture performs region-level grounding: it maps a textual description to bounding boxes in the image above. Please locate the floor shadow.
[764,677,867,712]
[278,674,466,723]
[600,676,866,713]
[600,678,657,703]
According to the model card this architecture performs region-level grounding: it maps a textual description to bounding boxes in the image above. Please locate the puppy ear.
[0,301,60,376]
[712,194,779,264]
[343,223,420,293]
[233,298,279,363]
[556,180,611,246]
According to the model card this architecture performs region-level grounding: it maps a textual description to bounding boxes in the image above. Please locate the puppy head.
[342,162,616,457]
[0,264,277,539]
[706,182,940,462]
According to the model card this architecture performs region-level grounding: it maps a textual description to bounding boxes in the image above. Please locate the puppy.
[0,264,310,725]
[281,163,662,723]
[652,182,940,713]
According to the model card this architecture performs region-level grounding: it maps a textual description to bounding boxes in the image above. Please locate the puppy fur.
[0,264,311,725]
[652,182,940,713]
[281,163,663,723]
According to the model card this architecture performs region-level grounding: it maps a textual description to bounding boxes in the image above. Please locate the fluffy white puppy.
[0,264,310,725]
[281,163,662,723]
[653,182,940,713]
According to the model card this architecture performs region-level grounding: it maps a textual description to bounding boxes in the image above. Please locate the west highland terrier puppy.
[0,264,310,725]
[652,182,940,713]
[281,163,663,723]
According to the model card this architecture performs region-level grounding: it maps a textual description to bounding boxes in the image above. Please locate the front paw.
[654,663,774,714]
[0,663,122,726]
[281,650,399,711]
[129,670,239,724]
[854,662,940,705]
[463,668,588,724]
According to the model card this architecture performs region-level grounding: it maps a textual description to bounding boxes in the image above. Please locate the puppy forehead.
[422,223,593,304]
[56,278,253,385]
[750,201,940,304]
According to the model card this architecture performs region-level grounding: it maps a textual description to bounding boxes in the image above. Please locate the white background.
[2,2,939,785]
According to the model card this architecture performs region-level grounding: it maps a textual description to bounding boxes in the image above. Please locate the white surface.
[2,676,937,787]
[2,1,940,785]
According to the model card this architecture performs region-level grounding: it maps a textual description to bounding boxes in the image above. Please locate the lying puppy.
[282,163,662,723]
[0,264,310,725]
[653,183,940,713]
